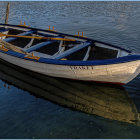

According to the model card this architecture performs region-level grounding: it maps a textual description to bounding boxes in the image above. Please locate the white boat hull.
[0,52,140,85]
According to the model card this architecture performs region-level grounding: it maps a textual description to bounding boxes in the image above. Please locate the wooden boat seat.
[24,40,56,53]
[51,42,91,60]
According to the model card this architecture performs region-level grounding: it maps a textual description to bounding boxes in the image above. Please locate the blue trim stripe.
[24,40,55,53]
[0,50,140,66]
[39,55,140,66]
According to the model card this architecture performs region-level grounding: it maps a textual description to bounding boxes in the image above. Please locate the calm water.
[0,1,140,138]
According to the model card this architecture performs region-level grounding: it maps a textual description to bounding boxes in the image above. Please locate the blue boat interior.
[0,25,131,61]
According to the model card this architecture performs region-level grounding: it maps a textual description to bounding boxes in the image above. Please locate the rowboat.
[0,23,140,85]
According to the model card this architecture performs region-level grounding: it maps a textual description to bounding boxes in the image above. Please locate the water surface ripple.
[0,1,140,138]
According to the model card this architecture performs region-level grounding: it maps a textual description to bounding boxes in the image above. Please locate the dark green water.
[0,1,140,138]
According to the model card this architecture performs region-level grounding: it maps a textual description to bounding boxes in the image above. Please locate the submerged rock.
[0,59,139,125]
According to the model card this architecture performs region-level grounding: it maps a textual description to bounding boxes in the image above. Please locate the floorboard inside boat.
[8,37,32,48]
[88,46,118,60]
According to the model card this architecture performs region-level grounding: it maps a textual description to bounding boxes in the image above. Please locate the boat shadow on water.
[0,58,140,126]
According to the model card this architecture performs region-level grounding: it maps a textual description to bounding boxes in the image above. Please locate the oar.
[0,33,76,42]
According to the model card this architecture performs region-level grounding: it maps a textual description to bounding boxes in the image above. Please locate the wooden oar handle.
[0,33,76,42]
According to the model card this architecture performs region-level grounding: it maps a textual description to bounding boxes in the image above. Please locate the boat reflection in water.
[0,59,139,125]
